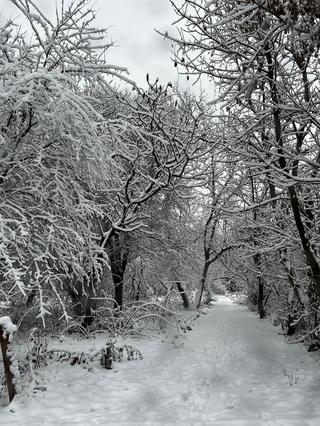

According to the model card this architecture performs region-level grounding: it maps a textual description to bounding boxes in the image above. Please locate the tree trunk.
[266,45,320,300]
[176,280,190,308]
[253,252,265,318]
[68,278,97,327]
[257,279,265,319]
[135,279,141,301]
[0,324,16,402]
[108,232,130,310]
[195,261,210,308]
[112,271,124,309]
[288,185,320,300]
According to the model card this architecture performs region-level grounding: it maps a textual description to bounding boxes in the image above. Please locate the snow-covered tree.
[167,0,320,331]
[95,85,213,309]
[0,0,131,324]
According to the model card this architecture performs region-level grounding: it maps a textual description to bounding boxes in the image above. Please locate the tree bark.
[135,279,141,302]
[108,232,129,309]
[0,325,16,402]
[253,252,266,319]
[68,278,97,327]
[112,271,124,309]
[288,186,320,300]
[257,279,265,319]
[176,280,190,308]
[195,261,210,308]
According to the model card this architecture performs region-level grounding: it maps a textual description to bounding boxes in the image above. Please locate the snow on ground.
[1,295,320,425]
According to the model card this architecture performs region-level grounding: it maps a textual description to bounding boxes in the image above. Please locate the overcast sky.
[0,0,198,89]
[94,0,179,87]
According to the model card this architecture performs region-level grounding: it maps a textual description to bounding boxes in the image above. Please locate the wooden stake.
[0,323,16,402]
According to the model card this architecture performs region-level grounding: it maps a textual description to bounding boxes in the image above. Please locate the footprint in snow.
[181,391,191,401]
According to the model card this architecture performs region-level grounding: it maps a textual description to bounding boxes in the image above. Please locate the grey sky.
[0,0,213,94]
[94,0,178,87]
[0,0,189,88]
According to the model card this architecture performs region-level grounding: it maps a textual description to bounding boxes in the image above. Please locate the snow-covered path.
[2,295,320,425]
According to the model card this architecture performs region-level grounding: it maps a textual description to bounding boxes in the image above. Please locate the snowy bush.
[93,299,192,341]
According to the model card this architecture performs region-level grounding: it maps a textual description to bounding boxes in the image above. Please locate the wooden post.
[0,317,17,403]
[100,345,113,369]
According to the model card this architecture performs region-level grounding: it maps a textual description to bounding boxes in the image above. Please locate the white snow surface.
[1,295,320,425]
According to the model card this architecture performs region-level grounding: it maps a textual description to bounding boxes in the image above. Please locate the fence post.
[0,316,17,403]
